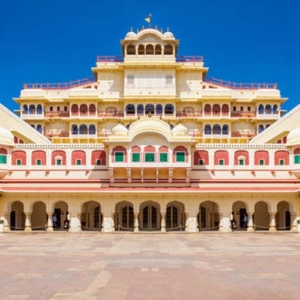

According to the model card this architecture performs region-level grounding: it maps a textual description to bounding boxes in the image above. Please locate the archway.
[31,201,47,231]
[81,201,102,231]
[10,201,25,230]
[275,201,291,230]
[232,201,247,230]
[166,201,185,231]
[253,201,269,230]
[198,201,219,231]
[53,201,69,230]
[140,201,160,231]
[115,201,134,231]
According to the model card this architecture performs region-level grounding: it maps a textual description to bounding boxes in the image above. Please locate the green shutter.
[145,153,155,162]
[132,153,140,162]
[279,160,284,166]
[259,160,264,165]
[76,160,81,165]
[294,155,300,164]
[239,159,244,166]
[219,160,224,165]
[36,159,41,165]
[0,155,7,164]
[199,159,204,165]
[96,159,101,165]
[17,160,22,166]
[115,152,124,162]
[176,152,185,162]
[160,153,168,162]
[57,159,62,166]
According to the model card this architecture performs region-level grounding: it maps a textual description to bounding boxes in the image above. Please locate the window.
[56,159,62,166]
[176,152,185,162]
[279,159,285,166]
[76,160,81,165]
[259,159,264,166]
[127,75,134,85]
[160,153,168,162]
[145,153,155,162]
[294,155,300,164]
[238,159,244,166]
[36,159,41,166]
[96,159,101,165]
[233,106,236,112]
[132,153,140,162]
[115,152,124,162]
[166,75,173,85]
[0,155,7,164]
[219,159,224,165]
[57,106,60,112]
[17,159,22,166]
[199,159,204,165]
[64,106,68,112]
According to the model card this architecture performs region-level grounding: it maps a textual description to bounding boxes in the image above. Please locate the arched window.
[23,105,28,114]
[138,44,144,55]
[36,124,42,134]
[72,124,78,135]
[258,104,264,114]
[204,104,211,115]
[156,104,163,115]
[89,124,96,135]
[126,104,135,115]
[222,104,229,115]
[79,124,88,135]
[89,104,96,116]
[29,105,35,114]
[165,104,174,115]
[155,44,162,55]
[80,104,88,116]
[137,104,144,115]
[265,104,272,114]
[213,124,221,134]
[204,125,211,135]
[146,44,154,55]
[164,44,173,55]
[222,124,229,135]
[258,124,264,133]
[127,44,135,55]
[37,104,42,114]
[212,104,220,115]
[71,104,78,116]
[145,104,154,115]
[273,105,278,114]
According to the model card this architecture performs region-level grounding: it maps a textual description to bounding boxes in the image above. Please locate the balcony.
[231,111,256,118]
[45,131,69,138]
[176,111,202,118]
[98,111,124,118]
[45,111,70,118]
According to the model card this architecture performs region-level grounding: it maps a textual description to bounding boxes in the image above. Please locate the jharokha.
[0,27,300,233]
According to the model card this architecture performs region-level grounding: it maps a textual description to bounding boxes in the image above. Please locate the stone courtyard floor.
[0,232,300,300]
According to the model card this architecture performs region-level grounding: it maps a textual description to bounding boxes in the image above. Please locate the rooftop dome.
[172,123,188,136]
[125,31,137,39]
[0,126,14,146]
[111,123,128,136]
[286,126,300,146]
[163,31,174,38]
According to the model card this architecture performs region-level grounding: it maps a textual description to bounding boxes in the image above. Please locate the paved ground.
[0,232,300,300]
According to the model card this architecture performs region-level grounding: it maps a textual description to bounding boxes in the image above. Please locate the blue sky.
[1,0,299,113]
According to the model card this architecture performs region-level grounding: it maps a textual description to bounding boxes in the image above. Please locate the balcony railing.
[176,56,203,62]
[204,77,277,90]
[24,77,96,90]
[98,111,124,118]
[176,111,202,117]
[45,111,70,118]
[231,111,256,118]
[97,56,124,62]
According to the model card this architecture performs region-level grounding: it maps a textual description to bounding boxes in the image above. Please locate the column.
[3,212,11,232]
[69,212,82,233]
[290,212,298,232]
[24,212,32,232]
[218,212,225,232]
[46,211,54,232]
[247,212,254,232]
[101,210,114,233]
[185,212,198,233]
[134,213,139,232]
[111,212,115,232]
[269,212,277,232]
[161,212,166,232]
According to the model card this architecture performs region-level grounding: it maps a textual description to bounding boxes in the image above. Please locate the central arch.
[139,201,161,231]
[115,201,134,231]
[10,201,25,230]
[166,201,185,231]
[198,201,219,231]
[81,201,102,231]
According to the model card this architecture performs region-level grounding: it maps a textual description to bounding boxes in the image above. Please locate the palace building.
[1,27,300,233]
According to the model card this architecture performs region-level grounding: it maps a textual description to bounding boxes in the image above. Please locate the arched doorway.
[253,201,269,230]
[31,201,47,231]
[115,201,134,231]
[232,201,248,230]
[275,201,291,230]
[140,201,160,231]
[81,201,102,231]
[10,201,25,230]
[198,201,219,231]
[54,201,69,230]
[166,201,185,231]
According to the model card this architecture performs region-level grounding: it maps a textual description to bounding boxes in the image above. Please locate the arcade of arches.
[2,196,298,233]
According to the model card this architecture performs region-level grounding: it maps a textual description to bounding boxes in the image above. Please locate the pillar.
[3,212,11,232]
[101,210,114,233]
[46,211,54,232]
[24,212,32,232]
[69,212,82,233]
[185,212,198,233]
[290,212,297,232]
[161,212,166,232]
[247,212,254,232]
[269,212,277,232]
[219,212,232,233]
[111,212,115,232]
[134,213,139,232]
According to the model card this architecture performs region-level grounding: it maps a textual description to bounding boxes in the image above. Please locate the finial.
[167,26,170,32]
[145,13,152,28]
[130,26,133,32]
[142,25,144,30]
[155,25,158,30]
[136,28,139,33]
[161,28,163,33]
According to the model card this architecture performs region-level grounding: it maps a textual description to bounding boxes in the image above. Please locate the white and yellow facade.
[0,28,300,233]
